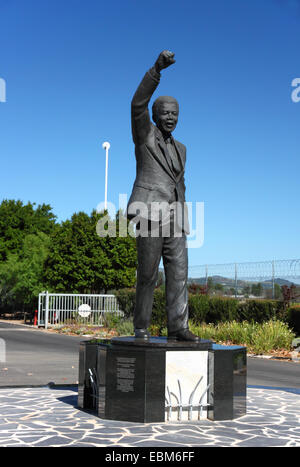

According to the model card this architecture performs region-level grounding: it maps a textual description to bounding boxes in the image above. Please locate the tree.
[0,199,57,262]
[98,210,138,291]
[207,277,214,292]
[242,285,251,296]
[44,210,137,293]
[251,283,263,297]
[274,283,282,300]
[0,232,51,312]
[0,201,137,312]
[188,283,208,295]
[281,284,299,309]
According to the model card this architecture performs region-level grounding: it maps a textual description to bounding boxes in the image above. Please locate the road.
[0,321,299,388]
[0,322,90,386]
[247,357,300,389]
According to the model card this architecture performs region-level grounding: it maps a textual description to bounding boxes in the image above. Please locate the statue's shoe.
[134,328,151,339]
[168,329,200,342]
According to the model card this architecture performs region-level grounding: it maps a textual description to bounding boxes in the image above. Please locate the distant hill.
[261,278,295,289]
[187,275,296,289]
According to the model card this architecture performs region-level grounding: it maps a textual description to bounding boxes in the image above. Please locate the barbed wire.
[188,259,300,282]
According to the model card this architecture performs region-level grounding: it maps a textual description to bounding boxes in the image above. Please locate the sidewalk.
[0,385,299,447]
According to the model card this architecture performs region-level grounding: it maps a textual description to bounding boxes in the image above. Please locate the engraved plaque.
[116,357,136,393]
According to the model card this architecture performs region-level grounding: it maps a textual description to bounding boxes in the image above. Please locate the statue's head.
[152,96,179,135]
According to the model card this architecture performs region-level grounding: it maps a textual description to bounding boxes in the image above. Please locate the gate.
[38,292,122,329]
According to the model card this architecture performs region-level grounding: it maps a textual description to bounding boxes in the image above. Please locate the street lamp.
[102,141,110,211]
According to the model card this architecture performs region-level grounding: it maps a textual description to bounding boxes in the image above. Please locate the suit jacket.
[127,67,189,234]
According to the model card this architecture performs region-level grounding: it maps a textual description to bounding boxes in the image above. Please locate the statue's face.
[155,102,179,134]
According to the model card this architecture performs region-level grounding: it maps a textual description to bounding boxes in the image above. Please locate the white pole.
[102,142,110,211]
[45,291,49,330]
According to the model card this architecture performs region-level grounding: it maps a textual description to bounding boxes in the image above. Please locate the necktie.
[165,138,181,175]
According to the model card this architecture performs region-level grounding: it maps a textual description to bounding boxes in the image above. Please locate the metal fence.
[38,260,300,326]
[38,292,122,329]
[187,259,300,298]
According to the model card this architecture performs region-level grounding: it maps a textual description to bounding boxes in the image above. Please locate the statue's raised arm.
[131,51,176,145]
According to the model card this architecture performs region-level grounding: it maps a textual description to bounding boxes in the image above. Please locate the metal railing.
[165,377,211,421]
[38,292,122,329]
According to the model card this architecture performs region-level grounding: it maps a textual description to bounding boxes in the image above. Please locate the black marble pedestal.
[208,344,247,420]
[78,340,98,410]
[78,337,246,423]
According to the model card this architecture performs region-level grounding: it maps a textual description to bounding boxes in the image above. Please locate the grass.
[114,318,296,355]
[50,318,296,355]
[189,319,296,354]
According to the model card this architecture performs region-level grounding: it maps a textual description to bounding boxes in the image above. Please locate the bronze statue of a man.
[127,50,199,342]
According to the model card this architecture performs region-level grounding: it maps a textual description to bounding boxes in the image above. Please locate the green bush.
[189,320,295,354]
[103,312,122,329]
[178,294,288,325]
[189,320,255,345]
[115,288,136,319]
[115,288,289,327]
[207,296,239,323]
[189,295,287,325]
[250,320,295,353]
[189,294,240,324]
[152,288,167,330]
[113,289,296,352]
[115,319,134,336]
[188,294,210,323]
[115,287,166,330]
[237,299,284,323]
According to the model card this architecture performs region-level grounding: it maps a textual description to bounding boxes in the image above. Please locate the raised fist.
[154,50,175,73]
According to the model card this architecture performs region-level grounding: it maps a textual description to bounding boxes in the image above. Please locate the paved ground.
[0,385,299,447]
[0,320,299,447]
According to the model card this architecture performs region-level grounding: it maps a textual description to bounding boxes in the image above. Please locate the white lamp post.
[102,141,110,211]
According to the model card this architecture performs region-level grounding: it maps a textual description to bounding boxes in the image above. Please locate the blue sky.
[0,0,299,267]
